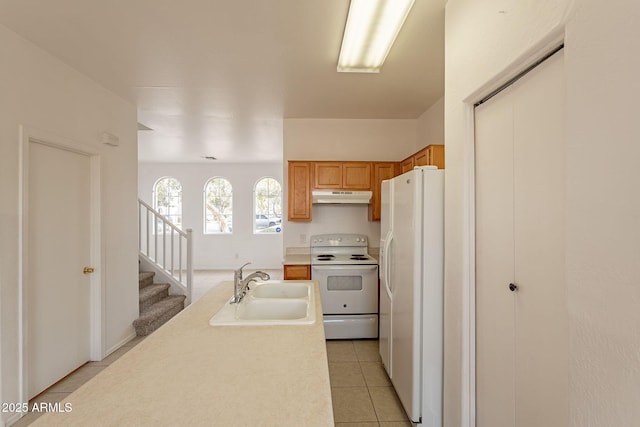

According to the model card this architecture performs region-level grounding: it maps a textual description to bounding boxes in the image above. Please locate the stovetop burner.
[310,234,377,266]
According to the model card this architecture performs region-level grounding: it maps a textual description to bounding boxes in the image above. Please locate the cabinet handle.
[509,283,518,292]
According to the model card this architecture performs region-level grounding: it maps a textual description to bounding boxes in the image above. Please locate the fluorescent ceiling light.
[337,0,415,73]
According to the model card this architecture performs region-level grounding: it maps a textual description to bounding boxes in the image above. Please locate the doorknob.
[83,267,95,274]
[509,283,518,292]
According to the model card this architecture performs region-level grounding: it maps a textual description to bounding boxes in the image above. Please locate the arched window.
[204,177,233,234]
[153,177,182,228]
[254,177,282,234]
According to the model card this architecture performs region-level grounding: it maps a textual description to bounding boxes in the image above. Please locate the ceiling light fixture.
[337,0,415,73]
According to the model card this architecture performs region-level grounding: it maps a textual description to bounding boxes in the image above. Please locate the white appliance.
[379,179,393,375]
[311,190,372,204]
[379,166,444,426]
[310,234,379,339]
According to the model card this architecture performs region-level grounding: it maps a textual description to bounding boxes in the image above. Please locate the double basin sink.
[209,281,316,326]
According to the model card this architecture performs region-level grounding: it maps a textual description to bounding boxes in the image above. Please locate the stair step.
[139,283,170,313]
[139,271,155,289]
[133,295,186,336]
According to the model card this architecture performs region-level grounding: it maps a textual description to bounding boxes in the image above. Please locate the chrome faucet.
[231,262,270,303]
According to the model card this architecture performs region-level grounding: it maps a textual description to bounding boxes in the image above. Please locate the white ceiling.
[0,0,445,163]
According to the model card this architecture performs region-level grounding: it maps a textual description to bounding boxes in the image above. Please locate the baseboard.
[5,411,22,427]
[104,329,137,359]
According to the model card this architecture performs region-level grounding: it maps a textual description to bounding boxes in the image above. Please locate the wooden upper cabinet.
[401,144,445,171]
[288,161,312,221]
[314,162,372,190]
[342,162,371,189]
[401,156,414,174]
[414,147,430,166]
[426,144,445,169]
[288,160,391,223]
[314,162,342,189]
[369,162,398,221]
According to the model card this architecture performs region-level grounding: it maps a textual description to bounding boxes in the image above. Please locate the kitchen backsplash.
[283,204,381,250]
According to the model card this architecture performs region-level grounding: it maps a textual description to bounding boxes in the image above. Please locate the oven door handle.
[311,265,378,271]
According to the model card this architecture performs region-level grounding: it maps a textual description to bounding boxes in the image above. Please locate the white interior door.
[28,140,92,398]
[511,51,567,427]
[475,50,567,426]
[475,80,517,427]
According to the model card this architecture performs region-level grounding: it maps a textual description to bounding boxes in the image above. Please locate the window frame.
[253,176,282,235]
[152,176,183,230]
[203,176,233,235]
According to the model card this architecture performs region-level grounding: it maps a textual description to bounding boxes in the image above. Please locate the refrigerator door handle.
[384,234,393,293]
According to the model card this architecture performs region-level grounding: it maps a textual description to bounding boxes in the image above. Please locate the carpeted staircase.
[133,271,186,336]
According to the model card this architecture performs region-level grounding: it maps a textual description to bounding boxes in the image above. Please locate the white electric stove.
[310,234,379,339]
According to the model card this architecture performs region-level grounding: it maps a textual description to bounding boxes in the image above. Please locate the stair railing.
[138,199,192,305]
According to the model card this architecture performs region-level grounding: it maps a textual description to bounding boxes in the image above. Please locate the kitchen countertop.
[31,281,333,427]
[283,254,311,265]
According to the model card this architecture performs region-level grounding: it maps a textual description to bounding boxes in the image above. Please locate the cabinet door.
[342,162,371,189]
[314,162,342,189]
[283,264,311,280]
[414,145,445,168]
[288,162,312,221]
[401,157,414,174]
[427,144,445,169]
[414,147,429,166]
[369,163,396,221]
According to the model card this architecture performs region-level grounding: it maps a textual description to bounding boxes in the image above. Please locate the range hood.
[312,190,372,204]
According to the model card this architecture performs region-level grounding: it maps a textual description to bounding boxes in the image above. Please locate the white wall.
[284,118,417,162]
[0,25,138,425]
[138,162,284,269]
[416,96,444,151]
[444,1,640,425]
[283,118,417,251]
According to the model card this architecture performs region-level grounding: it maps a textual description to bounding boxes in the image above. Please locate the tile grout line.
[361,359,383,423]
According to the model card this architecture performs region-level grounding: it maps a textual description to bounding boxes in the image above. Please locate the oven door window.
[327,275,363,291]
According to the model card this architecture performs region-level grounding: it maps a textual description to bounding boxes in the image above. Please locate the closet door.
[475,84,516,427]
[475,50,567,427]
[511,51,567,427]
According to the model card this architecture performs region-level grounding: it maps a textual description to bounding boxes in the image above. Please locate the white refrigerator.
[379,166,444,426]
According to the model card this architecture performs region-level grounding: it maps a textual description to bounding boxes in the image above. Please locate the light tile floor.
[328,339,412,426]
